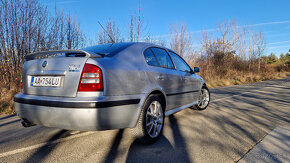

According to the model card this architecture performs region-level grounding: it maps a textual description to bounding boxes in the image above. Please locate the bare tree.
[97,20,122,44]
[217,20,234,53]
[65,14,85,49]
[248,27,257,70]
[0,0,48,89]
[0,0,85,92]
[256,31,265,73]
[144,34,167,47]
[130,12,134,42]
[170,24,192,57]
[128,5,146,42]
[136,6,142,41]
[200,29,212,62]
[232,25,247,60]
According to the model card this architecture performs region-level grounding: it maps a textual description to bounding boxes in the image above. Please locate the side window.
[151,48,174,69]
[168,51,191,72]
[144,49,159,66]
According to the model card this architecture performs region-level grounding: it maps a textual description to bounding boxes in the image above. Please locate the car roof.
[82,42,170,57]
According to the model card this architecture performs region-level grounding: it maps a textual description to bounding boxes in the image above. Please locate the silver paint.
[15,42,207,131]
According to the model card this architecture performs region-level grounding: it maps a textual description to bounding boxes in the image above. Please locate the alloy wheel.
[145,101,164,138]
[198,88,210,109]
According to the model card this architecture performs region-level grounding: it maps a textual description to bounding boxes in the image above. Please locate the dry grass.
[0,89,18,115]
[205,72,287,88]
[0,83,19,115]
[0,100,15,115]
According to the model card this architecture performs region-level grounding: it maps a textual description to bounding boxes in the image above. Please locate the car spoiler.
[25,50,103,61]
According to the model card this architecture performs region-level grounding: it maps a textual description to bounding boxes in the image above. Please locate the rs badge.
[68,64,81,72]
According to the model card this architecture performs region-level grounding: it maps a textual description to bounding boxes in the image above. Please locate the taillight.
[78,63,103,92]
[21,71,23,89]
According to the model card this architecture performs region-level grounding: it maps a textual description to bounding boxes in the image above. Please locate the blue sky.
[41,0,290,55]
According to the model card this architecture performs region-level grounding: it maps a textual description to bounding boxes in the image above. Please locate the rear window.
[82,42,134,57]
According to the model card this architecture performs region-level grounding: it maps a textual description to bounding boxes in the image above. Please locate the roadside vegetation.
[0,0,289,114]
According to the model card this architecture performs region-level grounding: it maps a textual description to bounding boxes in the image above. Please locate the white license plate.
[31,76,62,87]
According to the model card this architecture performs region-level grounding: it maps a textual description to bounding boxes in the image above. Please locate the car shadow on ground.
[0,119,21,127]
[103,129,124,163]
[24,130,70,163]
[200,87,290,161]
[0,114,16,121]
[125,115,191,163]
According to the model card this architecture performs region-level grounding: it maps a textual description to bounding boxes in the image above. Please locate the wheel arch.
[132,89,166,126]
[131,89,166,143]
[148,90,167,112]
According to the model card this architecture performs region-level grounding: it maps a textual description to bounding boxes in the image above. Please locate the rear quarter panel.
[87,44,150,96]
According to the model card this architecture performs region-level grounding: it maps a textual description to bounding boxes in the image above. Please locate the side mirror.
[193,67,200,73]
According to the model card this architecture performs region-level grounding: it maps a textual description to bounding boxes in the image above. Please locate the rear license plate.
[31,76,62,87]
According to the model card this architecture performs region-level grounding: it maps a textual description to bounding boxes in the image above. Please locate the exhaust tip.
[21,118,36,128]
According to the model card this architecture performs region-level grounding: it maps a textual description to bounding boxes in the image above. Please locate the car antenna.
[98,21,115,44]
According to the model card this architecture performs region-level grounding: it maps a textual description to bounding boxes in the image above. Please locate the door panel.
[167,50,200,105]
[182,73,202,103]
[146,65,184,110]
[144,48,184,110]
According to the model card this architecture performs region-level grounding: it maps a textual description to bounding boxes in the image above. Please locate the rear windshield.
[82,42,134,57]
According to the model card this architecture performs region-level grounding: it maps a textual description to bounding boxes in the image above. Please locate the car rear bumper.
[14,93,143,131]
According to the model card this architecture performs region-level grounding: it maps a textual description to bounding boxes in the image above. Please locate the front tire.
[191,86,210,110]
[132,95,165,144]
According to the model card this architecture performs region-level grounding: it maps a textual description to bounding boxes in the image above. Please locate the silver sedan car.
[14,42,210,144]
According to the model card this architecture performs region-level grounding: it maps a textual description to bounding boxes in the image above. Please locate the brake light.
[78,63,103,92]
[21,71,23,89]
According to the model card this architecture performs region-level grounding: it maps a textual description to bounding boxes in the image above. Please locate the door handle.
[183,77,190,82]
[184,77,188,81]
[157,75,165,80]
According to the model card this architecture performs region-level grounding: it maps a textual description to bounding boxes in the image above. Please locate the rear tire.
[132,95,165,144]
[191,86,210,111]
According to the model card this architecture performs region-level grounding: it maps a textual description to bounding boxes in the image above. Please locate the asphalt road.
[0,76,289,163]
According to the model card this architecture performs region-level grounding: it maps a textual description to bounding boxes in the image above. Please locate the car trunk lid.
[22,50,103,97]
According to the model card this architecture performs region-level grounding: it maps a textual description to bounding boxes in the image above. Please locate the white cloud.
[267,41,290,45]
[56,0,80,4]
[151,20,290,39]
[268,45,290,49]
[245,20,290,27]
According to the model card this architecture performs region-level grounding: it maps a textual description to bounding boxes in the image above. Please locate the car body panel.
[15,42,207,131]
[14,92,146,130]
[145,65,184,110]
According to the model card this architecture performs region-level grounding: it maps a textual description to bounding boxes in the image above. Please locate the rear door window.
[144,49,159,66]
[150,48,174,69]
